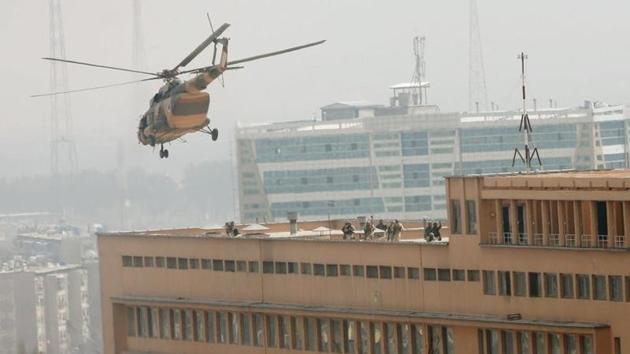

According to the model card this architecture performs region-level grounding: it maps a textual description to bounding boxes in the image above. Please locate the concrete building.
[236,92,629,223]
[0,270,38,354]
[98,169,630,354]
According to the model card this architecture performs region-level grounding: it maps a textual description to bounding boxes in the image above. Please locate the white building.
[235,85,629,223]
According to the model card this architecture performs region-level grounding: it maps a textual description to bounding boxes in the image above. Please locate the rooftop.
[450,169,630,190]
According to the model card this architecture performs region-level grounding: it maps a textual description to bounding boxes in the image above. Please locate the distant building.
[235,86,629,223]
[0,270,37,354]
[99,169,630,354]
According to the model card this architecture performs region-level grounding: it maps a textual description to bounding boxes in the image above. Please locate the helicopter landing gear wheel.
[159,144,169,159]
[211,128,219,141]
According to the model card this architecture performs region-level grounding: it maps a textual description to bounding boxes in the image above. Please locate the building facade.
[99,170,630,354]
[236,98,629,223]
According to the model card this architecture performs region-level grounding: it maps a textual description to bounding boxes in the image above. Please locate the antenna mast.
[468,0,489,112]
[512,52,542,170]
[49,0,78,175]
[411,36,427,104]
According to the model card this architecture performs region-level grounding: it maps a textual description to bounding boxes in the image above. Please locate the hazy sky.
[1,0,629,179]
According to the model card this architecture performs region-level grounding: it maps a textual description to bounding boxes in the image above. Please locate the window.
[483,271,496,295]
[592,275,607,300]
[466,200,477,234]
[340,264,351,276]
[394,266,405,279]
[502,331,514,354]
[408,267,420,279]
[173,309,182,340]
[614,337,620,354]
[144,257,154,267]
[275,262,287,274]
[576,274,590,299]
[518,332,530,354]
[544,273,558,297]
[189,258,199,269]
[332,319,343,353]
[279,316,289,348]
[319,318,329,352]
[293,317,304,350]
[236,260,247,272]
[560,273,574,298]
[122,256,132,267]
[241,314,251,345]
[581,335,593,354]
[155,257,165,268]
[438,268,451,281]
[565,334,577,354]
[467,270,480,281]
[428,326,442,354]
[301,263,312,275]
[288,262,298,274]
[126,307,136,336]
[213,259,224,271]
[353,265,365,277]
[367,266,378,278]
[450,200,462,234]
[412,324,423,354]
[263,261,274,274]
[379,266,392,279]
[166,257,177,269]
[372,322,382,354]
[608,275,623,301]
[533,332,545,354]
[314,263,325,276]
[248,261,259,273]
[160,308,171,339]
[528,273,542,297]
[178,258,189,270]
[253,314,263,346]
[183,310,193,341]
[133,256,143,267]
[549,333,560,354]
[424,268,437,281]
[513,272,526,296]
[326,264,339,277]
[452,269,465,281]
[266,315,277,347]
[306,317,317,351]
[498,271,511,296]
[192,310,205,342]
[201,259,211,269]
[224,260,236,272]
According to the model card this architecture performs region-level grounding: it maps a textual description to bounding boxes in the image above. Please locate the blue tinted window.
[403,164,430,188]
[263,167,378,194]
[255,134,369,162]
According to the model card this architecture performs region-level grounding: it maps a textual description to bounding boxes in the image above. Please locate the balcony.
[481,233,628,250]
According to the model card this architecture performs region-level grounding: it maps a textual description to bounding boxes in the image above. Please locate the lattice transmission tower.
[49,0,78,175]
[468,0,489,112]
[410,36,428,105]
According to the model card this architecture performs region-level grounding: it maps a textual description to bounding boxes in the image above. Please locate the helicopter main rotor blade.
[172,22,230,72]
[30,77,161,98]
[42,57,159,76]
[179,40,326,75]
[228,40,326,66]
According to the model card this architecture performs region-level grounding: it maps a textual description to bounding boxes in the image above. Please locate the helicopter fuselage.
[137,67,224,146]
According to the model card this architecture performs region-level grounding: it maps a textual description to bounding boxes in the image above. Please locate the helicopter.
[33,20,325,158]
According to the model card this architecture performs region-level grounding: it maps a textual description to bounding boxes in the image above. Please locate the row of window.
[126,305,601,354]
[121,256,489,285]
[122,255,630,307]
[482,270,630,302]
[126,305,451,354]
[478,329,595,354]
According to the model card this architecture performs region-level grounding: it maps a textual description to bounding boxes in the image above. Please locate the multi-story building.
[98,169,630,354]
[236,89,629,223]
[0,269,38,354]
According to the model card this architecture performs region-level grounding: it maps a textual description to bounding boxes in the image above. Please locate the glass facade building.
[236,102,629,223]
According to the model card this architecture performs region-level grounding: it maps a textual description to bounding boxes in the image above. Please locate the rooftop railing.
[481,232,628,250]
